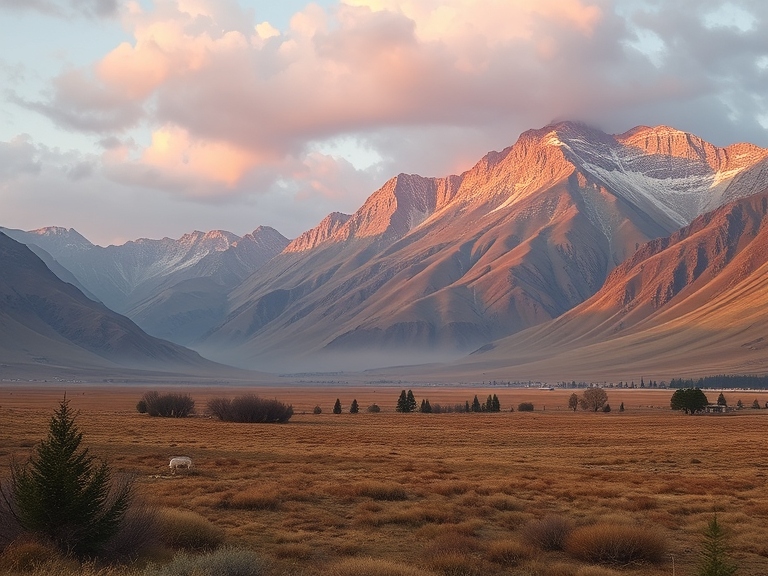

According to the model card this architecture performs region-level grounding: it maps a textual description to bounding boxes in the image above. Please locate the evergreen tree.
[751,399,760,409]
[2,398,133,559]
[619,402,625,412]
[471,395,482,412]
[717,393,727,406]
[491,394,501,412]
[464,400,470,413]
[406,390,417,413]
[485,395,494,412]
[396,390,409,412]
[696,515,737,576]
[333,398,342,414]
[736,399,743,409]
[350,399,359,414]
[421,399,432,413]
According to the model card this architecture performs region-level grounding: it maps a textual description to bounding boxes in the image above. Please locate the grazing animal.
[169,456,192,474]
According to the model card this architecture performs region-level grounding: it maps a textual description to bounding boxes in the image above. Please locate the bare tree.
[579,388,608,412]
[568,393,579,412]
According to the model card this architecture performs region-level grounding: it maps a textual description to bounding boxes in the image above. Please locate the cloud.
[4,0,768,244]
[0,0,118,18]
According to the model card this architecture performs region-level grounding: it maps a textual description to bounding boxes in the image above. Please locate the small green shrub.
[157,509,224,551]
[523,515,574,551]
[565,523,667,566]
[313,405,323,415]
[142,547,267,576]
[366,403,381,413]
[518,402,534,412]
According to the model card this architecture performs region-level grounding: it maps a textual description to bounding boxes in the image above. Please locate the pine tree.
[396,390,408,412]
[350,399,359,414]
[696,515,737,576]
[406,390,417,413]
[717,393,727,406]
[464,400,470,413]
[491,394,501,412]
[2,397,133,559]
[471,395,482,412]
[333,398,342,414]
[421,399,432,413]
[619,402,625,412]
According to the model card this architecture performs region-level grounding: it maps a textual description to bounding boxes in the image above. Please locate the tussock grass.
[0,538,68,572]
[327,557,436,576]
[565,523,667,566]
[485,539,536,567]
[523,515,574,551]
[338,481,409,501]
[156,509,224,551]
[142,547,267,576]
[219,487,282,511]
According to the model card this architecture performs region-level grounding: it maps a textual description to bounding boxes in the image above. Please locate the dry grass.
[565,523,667,566]
[1,386,768,575]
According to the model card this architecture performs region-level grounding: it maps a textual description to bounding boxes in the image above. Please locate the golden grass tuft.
[219,487,282,510]
[328,557,436,576]
[485,539,537,567]
[565,523,667,566]
[523,515,574,551]
[0,538,68,572]
[156,508,224,551]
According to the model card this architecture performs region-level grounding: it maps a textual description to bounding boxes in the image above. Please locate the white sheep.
[169,456,192,474]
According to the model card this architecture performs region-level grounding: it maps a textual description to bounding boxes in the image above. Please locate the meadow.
[0,385,767,575]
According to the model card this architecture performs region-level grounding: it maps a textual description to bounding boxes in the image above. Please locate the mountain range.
[0,232,249,380]
[4,121,768,380]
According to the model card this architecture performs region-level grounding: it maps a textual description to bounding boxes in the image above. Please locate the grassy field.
[1,385,767,575]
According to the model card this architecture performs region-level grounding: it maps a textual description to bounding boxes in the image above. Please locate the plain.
[1,386,767,575]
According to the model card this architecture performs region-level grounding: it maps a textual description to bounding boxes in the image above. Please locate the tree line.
[669,375,768,389]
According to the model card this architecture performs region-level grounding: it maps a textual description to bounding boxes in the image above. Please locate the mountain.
[0,231,238,379]
[197,122,768,371]
[0,226,290,343]
[446,190,768,381]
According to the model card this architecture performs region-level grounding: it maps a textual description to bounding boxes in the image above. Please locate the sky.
[1,0,767,246]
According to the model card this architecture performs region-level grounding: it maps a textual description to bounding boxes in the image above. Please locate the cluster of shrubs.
[135,391,293,423]
[207,395,293,423]
[136,391,195,417]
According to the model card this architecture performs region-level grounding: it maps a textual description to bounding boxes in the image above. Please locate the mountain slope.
[198,122,768,372]
[0,232,231,377]
[451,190,768,381]
[1,225,290,343]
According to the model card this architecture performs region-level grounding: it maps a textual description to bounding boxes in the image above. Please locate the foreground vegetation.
[0,386,766,575]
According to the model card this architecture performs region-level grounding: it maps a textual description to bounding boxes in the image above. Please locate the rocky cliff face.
[197,122,768,372]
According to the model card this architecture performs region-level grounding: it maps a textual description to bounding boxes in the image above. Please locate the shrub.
[207,395,293,423]
[313,405,323,415]
[138,391,195,418]
[602,404,611,413]
[0,397,133,560]
[366,403,381,413]
[219,488,281,511]
[523,515,574,551]
[565,523,667,566]
[143,547,267,576]
[156,509,224,551]
[518,402,534,412]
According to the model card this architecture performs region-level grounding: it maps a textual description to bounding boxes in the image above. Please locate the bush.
[518,402,534,412]
[349,481,408,501]
[0,398,133,560]
[0,538,65,572]
[138,391,195,417]
[207,395,293,423]
[366,403,381,413]
[157,509,224,551]
[143,547,268,576]
[523,515,573,551]
[219,488,282,511]
[565,523,667,566]
[313,405,323,415]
